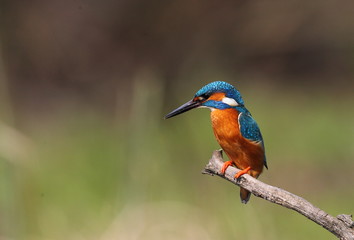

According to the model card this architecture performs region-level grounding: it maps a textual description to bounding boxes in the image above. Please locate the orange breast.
[210,108,265,178]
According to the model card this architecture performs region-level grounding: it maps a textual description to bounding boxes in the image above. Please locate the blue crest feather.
[195,81,245,106]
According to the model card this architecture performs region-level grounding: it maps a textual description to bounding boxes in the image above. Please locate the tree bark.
[202,150,354,240]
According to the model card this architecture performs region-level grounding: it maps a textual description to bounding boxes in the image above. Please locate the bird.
[165,81,267,203]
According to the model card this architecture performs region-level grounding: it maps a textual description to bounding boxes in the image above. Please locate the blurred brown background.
[1,1,354,240]
[2,0,353,121]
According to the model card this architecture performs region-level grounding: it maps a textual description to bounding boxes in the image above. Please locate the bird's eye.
[200,94,210,100]
[197,96,205,101]
[194,94,210,102]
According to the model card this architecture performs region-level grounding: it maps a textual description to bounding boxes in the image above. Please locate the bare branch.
[202,150,354,240]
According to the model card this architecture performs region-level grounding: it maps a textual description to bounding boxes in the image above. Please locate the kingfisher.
[165,81,267,203]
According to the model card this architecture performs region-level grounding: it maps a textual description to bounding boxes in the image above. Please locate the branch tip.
[201,169,214,176]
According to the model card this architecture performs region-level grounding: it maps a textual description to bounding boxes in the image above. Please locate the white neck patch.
[222,97,238,106]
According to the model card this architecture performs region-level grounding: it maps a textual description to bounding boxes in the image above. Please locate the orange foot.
[234,166,251,179]
[220,160,233,175]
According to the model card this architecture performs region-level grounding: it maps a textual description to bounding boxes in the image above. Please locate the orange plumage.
[209,93,265,202]
[211,108,265,178]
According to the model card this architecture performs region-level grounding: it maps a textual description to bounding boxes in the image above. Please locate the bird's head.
[165,81,245,119]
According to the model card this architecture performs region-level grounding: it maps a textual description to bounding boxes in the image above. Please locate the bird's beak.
[165,99,201,119]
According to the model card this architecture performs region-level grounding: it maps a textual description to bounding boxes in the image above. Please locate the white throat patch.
[222,97,238,106]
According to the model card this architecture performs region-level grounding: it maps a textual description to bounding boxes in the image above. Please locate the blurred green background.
[1,1,354,239]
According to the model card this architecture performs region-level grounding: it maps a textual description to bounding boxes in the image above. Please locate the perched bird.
[165,81,267,203]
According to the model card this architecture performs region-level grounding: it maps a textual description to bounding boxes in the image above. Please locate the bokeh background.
[1,1,354,239]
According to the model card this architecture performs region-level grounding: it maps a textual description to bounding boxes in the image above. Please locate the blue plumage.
[202,100,230,109]
[238,110,263,143]
[195,81,245,106]
[238,110,268,169]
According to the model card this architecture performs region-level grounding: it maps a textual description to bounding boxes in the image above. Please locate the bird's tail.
[240,187,251,204]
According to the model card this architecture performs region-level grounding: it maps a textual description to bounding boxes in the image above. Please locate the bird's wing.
[238,112,263,143]
[238,112,268,168]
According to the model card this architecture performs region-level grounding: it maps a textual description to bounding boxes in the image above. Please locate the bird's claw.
[220,160,233,175]
[234,166,251,179]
